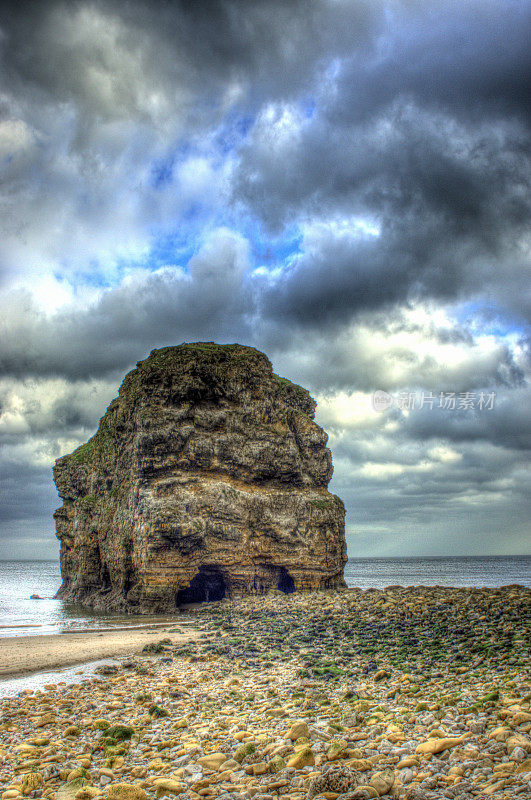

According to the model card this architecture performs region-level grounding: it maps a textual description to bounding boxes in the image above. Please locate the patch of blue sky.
[302,97,316,118]
[182,202,204,224]
[454,300,528,339]
[149,111,256,195]
[215,113,255,156]
[244,220,302,270]
[251,234,302,268]
[151,155,175,189]
[143,213,303,278]
[145,230,198,271]
[63,233,197,290]
[235,115,254,138]
[60,262,114,290]
[64,209,303,292]
[149,142,192,189]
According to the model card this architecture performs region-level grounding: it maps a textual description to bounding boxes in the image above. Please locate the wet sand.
[0,622,199,677]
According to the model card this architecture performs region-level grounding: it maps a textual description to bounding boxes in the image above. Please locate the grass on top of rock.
[69,399,120,465]
[118,342,271,404]
[136,343,265,375]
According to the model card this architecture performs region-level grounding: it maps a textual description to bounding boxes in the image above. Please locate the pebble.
[0,586,529,800]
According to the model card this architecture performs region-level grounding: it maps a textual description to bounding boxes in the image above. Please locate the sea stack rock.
[53,343,347,611]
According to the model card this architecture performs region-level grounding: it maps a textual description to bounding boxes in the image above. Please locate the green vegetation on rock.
[105,725,134,742]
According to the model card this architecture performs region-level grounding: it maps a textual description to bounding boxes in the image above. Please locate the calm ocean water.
[0,556,529,638]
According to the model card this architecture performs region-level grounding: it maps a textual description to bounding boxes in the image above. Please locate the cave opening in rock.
[100,564,112,592]
[176,567,226,604]
[277,567,295,594]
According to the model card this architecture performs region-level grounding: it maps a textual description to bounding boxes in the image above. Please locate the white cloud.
[0,118,37,162]
[315,391,382,431]
[0,376,117,447]
[427,445,462,464]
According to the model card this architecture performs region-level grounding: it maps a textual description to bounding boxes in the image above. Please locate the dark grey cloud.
[236,107,530,329]
[230,2,530,333]
[403,387,531,451]
[329,401,531,556]
[0,0,529,557]
[1,0,529,326]
[0,239,526,390]
[0,460,56,524]
[0,0,380,124]
[331,1,531,127]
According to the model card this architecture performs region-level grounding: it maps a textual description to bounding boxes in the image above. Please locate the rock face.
[53,343,347,611]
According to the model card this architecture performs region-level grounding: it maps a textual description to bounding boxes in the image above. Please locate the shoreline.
[0,623,199,679]
[0,619,195,635]
[0,586,529,799]
[1,582,530,680]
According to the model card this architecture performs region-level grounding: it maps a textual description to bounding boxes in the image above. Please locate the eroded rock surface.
[54,343,346,611]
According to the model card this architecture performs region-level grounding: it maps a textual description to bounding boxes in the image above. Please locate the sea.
[0,556,529,639]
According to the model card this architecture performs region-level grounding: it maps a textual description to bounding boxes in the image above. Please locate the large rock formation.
[53,343,347,611]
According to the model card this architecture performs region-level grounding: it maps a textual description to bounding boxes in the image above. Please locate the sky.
[0,0,530,560]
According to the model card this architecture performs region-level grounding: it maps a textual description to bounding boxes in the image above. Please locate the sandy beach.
[0,623,199,678]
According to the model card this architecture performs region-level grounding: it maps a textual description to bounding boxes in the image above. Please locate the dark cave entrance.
[277,567,295,594]
[100,564,112,593]
[176,567,226,604]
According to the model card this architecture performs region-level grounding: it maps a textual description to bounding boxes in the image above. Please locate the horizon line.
[1,553,530,563]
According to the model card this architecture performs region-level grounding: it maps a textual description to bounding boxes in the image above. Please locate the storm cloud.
[0,0,529,557]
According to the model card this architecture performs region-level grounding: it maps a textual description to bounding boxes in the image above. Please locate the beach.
[0,586,530,800]
[0,623,199,679]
